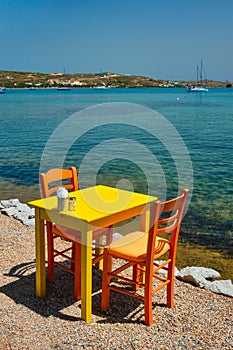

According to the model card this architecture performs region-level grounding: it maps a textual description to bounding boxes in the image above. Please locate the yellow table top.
[29,185,157,223]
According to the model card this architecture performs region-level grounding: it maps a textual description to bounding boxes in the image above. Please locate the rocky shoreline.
[0,206,233,349]
[1,198,232,299]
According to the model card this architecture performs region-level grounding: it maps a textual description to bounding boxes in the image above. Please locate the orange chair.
[40,166,111,299]
[101,189,189,325]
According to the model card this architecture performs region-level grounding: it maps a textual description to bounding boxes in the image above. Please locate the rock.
[0,198,35,227]
[1,198,20,208]
[29,208,35,218]
[16,202,33,214]
[1,207,19,217]
[205,280,233,298]
[16,202,35,217]
[13,211,31,225]
[21,218,35,227]
[113,232,123,241]
[176,266,233,298]
[177,266,221,288]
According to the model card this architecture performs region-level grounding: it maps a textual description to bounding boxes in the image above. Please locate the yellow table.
[29,185,156,323]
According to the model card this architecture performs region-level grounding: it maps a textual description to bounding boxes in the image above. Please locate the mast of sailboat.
[196,64,199,86]
[200,59,203,85]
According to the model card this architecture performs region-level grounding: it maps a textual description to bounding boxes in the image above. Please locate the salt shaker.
[69,196,76,211]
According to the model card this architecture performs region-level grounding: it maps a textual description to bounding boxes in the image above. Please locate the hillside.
[0,70,230,89]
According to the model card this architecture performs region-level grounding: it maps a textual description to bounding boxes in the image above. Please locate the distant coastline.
[0,70,231,89]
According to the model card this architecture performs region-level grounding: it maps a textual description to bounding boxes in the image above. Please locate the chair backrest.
[147,189,189,263]
[40,166,78,198]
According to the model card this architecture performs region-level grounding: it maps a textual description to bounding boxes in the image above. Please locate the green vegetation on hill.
[0,70,230,89]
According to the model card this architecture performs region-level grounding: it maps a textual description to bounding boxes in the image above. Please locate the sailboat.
[57,68,71,91]
[187,60,209,92]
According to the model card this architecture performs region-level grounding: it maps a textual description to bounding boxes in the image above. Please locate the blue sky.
[1,0,233,81]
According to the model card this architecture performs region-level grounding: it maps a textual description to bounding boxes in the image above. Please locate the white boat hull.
[187,86,209,92]
[57,87,70,91]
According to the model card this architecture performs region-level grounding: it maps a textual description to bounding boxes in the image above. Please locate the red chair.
[40,167,111,299]
[101,189,189,325]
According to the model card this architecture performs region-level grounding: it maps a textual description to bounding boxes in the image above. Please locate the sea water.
[0,87,232,256]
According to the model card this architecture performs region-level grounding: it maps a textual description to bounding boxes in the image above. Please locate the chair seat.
[53,224,108,243]
[108,231,170,261]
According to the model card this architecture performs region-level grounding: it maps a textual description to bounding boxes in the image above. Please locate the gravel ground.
[0,213,233,350]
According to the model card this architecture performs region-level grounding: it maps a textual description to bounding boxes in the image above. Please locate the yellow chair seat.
[109,231,170,261]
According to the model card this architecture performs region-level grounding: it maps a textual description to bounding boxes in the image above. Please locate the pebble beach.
[0,213,233,350]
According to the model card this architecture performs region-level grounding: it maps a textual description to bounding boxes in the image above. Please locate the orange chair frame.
[101,189,189,325]
[40,166,110,299]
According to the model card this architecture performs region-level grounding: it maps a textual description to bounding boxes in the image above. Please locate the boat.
[93,84,108,90]
[187,60,209,92]
[57,85,70,91]
[0,87,6,94]
[94,86,107,89]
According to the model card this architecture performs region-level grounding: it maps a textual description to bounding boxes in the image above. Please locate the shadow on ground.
[0,261,164,324]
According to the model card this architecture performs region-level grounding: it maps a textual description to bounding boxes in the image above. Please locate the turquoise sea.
[0,87,232,258]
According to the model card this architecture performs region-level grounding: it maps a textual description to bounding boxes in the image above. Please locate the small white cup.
[58,197,67,211]
[57,187,68,211]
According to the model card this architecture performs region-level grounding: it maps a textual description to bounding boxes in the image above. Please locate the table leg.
[35,208,46,297]
[140,203,151,233]
[95,235,104,270]
[135,203,151,286]
[81,224,93,323]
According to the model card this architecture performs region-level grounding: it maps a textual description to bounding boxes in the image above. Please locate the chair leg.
[133,263,146,290]
[101,249,111,312]
[144,270,153,326]
[106,226,113,272]
[74,242,81,300]
[106,226,113,245]
[133,264,141,290]
[71,242,76,271]
[46,223,55,283]
[167,261,175,308]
